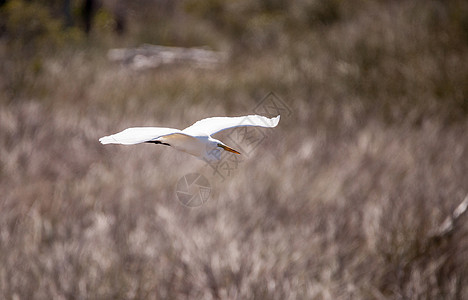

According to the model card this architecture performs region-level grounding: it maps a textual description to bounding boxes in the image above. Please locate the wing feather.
[182,115,280,136]
[99,127,183,145]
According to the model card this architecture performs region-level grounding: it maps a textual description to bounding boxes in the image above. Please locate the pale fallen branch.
[108,44,227,70]
[430,194,468,239]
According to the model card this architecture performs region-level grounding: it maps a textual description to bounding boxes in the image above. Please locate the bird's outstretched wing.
[99,127,183,145]
[182,115,280,136]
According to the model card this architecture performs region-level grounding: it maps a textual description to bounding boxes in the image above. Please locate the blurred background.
[1,0,468,298]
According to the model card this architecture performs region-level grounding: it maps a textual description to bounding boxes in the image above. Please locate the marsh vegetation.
[1,0,468,298]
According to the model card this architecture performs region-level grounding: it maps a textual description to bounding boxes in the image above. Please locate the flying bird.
[99,115,280,161]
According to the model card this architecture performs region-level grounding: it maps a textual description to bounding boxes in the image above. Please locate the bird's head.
[204,137,241,161]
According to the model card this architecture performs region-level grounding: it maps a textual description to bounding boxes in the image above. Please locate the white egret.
[99,115,280,161]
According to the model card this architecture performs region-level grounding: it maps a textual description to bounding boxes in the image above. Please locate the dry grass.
[1,0,468,299]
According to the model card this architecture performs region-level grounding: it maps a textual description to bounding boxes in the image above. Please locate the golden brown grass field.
[1,0,468,299]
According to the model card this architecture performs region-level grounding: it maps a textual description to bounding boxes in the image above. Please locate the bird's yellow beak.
[218,144,241,155]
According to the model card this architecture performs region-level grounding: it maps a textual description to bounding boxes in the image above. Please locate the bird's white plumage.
[99,127,183,145]
[182,114,280,136]
[99,114,280,161]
